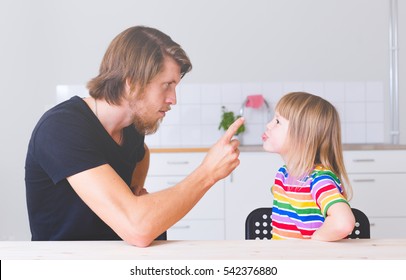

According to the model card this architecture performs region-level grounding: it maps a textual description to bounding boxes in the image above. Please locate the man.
[25,26,244,247]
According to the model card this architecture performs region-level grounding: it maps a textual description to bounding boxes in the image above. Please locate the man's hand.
[130,185,149,196]
[202,117,245,183]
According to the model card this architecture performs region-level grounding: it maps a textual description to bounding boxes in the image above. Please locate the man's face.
[129,56,181,135]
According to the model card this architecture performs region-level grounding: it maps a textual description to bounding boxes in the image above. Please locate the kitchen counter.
[1,239,405,260]
[151,144,406,153]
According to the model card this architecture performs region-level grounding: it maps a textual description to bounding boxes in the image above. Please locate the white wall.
[399,0,406,144]
[0,0,404,240]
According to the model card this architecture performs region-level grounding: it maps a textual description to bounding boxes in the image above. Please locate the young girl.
[262,92,355,241]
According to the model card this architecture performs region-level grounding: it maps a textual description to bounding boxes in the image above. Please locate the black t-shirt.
[25,96,146,241]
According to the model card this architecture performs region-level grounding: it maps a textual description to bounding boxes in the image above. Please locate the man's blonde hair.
[87,26,192,105]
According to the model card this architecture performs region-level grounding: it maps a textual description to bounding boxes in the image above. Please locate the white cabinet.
[344,150,406,238]
[147,149,406,240]
[145,152,225,240]
[224,152,284,240]
[225,149,406,240]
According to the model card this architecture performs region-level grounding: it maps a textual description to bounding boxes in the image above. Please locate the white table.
[1,239,405,260]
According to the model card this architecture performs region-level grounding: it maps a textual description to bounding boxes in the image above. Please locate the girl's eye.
[275,118,280,124]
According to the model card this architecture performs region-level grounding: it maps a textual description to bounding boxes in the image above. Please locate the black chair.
[348,208,370,239]
[245,207,273,240]
[245,207,370,240]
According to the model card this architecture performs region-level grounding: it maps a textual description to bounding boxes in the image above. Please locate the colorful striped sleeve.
[310,167,349,217]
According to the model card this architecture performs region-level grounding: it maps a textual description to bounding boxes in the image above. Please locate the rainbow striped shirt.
[271,165,349,240]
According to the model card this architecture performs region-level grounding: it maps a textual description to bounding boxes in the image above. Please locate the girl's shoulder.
[310,165,340,184]
[312,165,334,174]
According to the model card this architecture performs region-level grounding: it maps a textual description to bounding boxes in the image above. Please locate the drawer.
[148,153,205,176]
[344,150,406,173]
[145,176,224,219]
[167,219,225,240]
[349,173,406,216]
[369,217,406,238]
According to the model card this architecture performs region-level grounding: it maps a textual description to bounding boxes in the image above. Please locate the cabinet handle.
[167,161,189,165]
[171,225,191,229]
[353,179,375,183]
[352,159,375,162]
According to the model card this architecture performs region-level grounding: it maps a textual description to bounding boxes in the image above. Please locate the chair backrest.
[245,207,273,240]
[348,208,370,239]
[245,207,370,240]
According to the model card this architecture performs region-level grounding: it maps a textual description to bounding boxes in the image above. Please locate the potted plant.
[218,106,246,136]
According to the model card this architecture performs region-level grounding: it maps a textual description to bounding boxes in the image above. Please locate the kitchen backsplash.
[56,81,385,147]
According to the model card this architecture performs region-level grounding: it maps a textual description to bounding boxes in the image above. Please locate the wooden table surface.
[1,239,405,260]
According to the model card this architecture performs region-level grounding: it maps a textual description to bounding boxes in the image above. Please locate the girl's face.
[262,112,290,156]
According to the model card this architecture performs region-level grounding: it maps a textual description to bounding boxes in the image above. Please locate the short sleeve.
[32,113,106,184]
[310,171,349,217]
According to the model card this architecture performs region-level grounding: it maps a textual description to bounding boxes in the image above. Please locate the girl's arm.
[311,202,355,241]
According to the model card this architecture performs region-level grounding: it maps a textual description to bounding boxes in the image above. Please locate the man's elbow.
[116,206,165,247]
[118,223,158,247]
[123,233,155,247]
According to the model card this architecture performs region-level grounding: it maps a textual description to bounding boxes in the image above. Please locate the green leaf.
[218,106,245,135]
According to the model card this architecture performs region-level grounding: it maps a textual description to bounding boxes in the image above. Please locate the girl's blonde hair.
[276,92,352,200]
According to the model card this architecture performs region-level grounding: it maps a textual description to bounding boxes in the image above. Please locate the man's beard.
[132,113,162,135]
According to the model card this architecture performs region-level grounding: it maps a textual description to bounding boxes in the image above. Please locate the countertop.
[150,144,406,153]
[1,239,405,260]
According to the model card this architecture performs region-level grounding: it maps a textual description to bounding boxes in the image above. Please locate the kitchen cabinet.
[224,152,283,240]
[147,148,406,240]
[344,150,406,238]
[225,149,406,239]
[145,152,225,240]
[146,151,281,241]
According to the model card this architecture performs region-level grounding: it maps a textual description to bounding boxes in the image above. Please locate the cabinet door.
[344,150,406,173]
[224,152,283,240]
[344,150,406,238]
[349,173,406,217]
[146,152,225,241]
[369,217,406,238]
[148,152,205,176]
